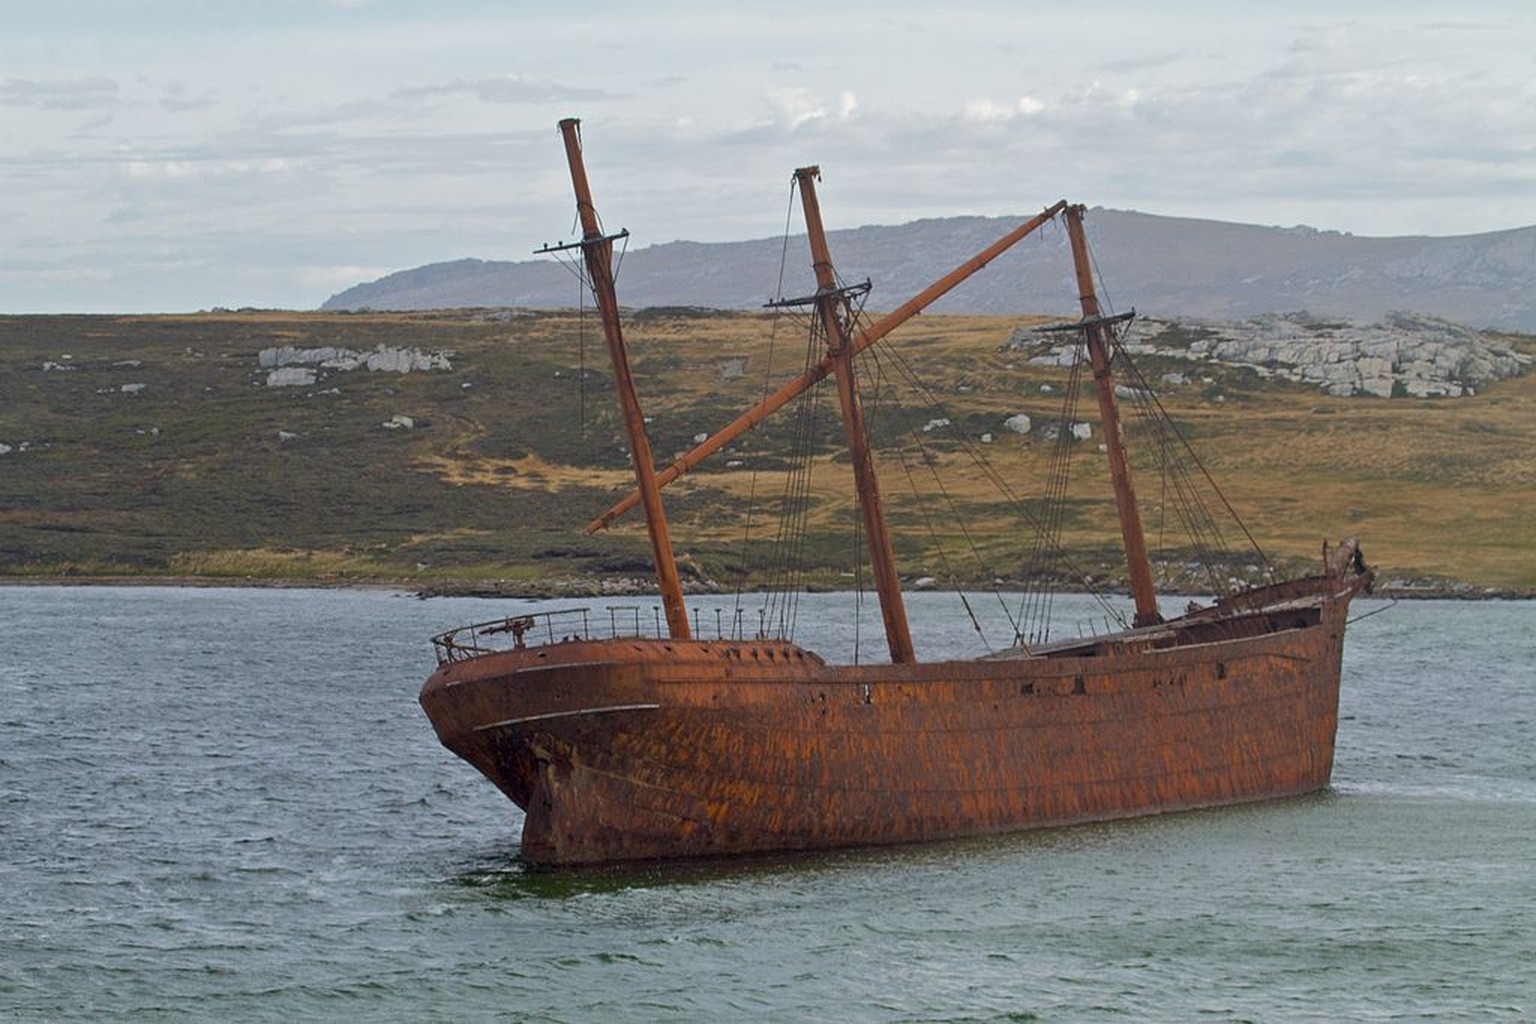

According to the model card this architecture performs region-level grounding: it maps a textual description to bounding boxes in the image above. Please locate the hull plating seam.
[472,703,662,732]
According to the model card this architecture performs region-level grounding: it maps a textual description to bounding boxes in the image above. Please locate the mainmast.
[550,118,690,639]
[793,166,915,664]
[1063,205,1161,627]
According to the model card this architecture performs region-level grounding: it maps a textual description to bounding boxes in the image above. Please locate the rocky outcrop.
[1008,312,1531,398]
[258,344,452,387]
[265,366,317,388]
[1036,422,1093,441]
[259,344,451,373]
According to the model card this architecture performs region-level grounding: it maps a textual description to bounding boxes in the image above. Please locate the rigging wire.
[612,228,629,285]
[849,361,866,668]
[734,176,801,635]
[868,321,1125,634]
[1111,332,1272,591]
[1081,222,1268,596]
[542,248,596,435]
[862,337,997,648]
[757,178,828,641]
[836,253,1135,650]
[578,274,586,435]
[842,285,874,664]
[762,320,822,639]
[874,355,992,649]
[1017,345,1103,643]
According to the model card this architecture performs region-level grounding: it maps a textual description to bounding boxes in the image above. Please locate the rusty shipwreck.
[420,118,1374,867]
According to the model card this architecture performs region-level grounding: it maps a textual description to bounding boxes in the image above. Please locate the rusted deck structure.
[423,562,1367,865]
[420,119,1373,866]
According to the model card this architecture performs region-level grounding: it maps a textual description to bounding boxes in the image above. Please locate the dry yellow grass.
[488,308,1535,590]
[6,306,1526,591]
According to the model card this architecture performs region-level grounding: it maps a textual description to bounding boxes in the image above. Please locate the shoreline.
[2,574,1530,601]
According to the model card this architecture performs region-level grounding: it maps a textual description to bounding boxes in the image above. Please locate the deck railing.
[430,604,771,665]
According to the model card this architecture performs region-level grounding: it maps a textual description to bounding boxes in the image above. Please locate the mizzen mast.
[792,166,915,664]
[1063,204,1161,627]
[547,118,691,639]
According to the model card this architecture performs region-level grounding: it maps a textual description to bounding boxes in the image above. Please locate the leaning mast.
[548,118,691,639]
[792,166,915,664]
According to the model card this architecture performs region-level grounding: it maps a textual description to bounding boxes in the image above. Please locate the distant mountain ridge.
[322,209,1536,332]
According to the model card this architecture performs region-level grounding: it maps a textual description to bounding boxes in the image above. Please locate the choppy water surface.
[1,587,1531,1021]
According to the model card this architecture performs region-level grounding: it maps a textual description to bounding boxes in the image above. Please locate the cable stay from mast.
[730,178,803,643]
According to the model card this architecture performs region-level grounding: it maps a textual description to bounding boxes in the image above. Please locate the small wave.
[1333,777,1536,804]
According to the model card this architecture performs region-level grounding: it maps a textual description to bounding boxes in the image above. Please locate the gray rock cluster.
[991,412,1096,443]
[258,344,452,387]
[1009,312,1530,398]
[265,366,317,387]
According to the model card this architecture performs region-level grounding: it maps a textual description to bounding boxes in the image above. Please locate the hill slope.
[323,210,1536,332]
[2,309,1532,595]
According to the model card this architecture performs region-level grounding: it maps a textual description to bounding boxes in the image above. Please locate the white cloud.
[963,99,1012,122]
[118,157,294,181]
[759,87,863,132]
[767,87,833,130]
[964,95,1048,120]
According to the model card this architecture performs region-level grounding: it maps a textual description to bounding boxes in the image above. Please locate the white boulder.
[266,367,317,387]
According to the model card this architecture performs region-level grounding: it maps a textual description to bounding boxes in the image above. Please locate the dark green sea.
[2,587,1531,1021]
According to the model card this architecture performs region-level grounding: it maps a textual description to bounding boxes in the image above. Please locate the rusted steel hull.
[421,573,1367,867]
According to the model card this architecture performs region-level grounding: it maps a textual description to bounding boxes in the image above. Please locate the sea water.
[1,586,1531,1021]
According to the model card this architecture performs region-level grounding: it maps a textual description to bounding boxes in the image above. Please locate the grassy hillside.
[2,308,1531,594]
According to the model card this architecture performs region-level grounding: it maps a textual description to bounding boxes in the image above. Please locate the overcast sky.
[3,1,1533,313]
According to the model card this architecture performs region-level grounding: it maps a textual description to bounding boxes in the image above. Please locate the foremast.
[1063,205,1161,626]
[794,166,915,664]
[551,118,690,639]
